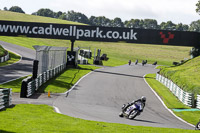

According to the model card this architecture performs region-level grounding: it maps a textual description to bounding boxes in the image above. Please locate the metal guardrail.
[0,52,9,63]
[156,73,195,107]
[196,95,200,109]
[24,64,66,98]
[0,88,12,110]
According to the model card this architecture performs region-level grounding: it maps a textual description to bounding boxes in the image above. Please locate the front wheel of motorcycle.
[128,110,138,120]
[119,112,123,117]
[195,122,200,130]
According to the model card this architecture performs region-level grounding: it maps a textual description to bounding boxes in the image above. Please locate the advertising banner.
[0,20,199,46]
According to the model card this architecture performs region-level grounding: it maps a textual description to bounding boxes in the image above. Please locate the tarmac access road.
[0,41,194,129]
[0,41,35,84]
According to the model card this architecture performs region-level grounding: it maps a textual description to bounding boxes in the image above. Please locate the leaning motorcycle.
[195,119,200,130]
[119,103,142,120]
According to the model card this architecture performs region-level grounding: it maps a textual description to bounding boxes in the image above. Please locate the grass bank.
[0,10,82,25]
[0,104,197,133]
[145,73,200,126]
[159,56,200,96]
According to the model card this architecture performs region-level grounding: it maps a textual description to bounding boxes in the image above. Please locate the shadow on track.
[133,118,162,124]
[94,70,154,79]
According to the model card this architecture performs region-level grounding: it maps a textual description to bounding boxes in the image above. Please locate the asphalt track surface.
[53,65,193,129]
[0,41,35,84]
[1,41,194,129]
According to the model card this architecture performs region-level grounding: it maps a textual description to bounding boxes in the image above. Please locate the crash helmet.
[141,96,146,102]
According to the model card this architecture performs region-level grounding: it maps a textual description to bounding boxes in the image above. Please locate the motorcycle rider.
[120,96,146,117]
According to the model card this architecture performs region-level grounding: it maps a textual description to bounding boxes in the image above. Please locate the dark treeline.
[2,6,200,32]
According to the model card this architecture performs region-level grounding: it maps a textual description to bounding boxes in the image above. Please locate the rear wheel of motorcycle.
[195,122,200,130]
[128,110,138,119]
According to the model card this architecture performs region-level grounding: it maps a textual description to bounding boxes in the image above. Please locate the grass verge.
[0,104,197,133]
[145,73,200,126]
[0,65,99,93]
[159,56,200,95]
[0,51,21,67]
[38,65,100,93]
[0,76,28,92]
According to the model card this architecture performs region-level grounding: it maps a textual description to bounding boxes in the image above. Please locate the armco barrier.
[0,52,9,63]
[21,64,66,98]
[0,88,12,110]
[156,73,195,107]
[196,95,200,109]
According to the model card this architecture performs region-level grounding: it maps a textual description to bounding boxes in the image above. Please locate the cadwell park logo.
[160,32,175,44]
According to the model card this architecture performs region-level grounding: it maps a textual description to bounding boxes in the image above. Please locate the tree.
[189,20,200,32]
[196,0,200,15]
[143,19,158,29]
[58,12,67,20]
[89,16,111,27]
[160,21,176,30]
[36,8,54,18]
[66,10,89,24]
[111,17,124,27]
[55,11,63,18]
[9,6,25,14]
[124,19,143,28]
[3,7,8,11]
[175,23,189,31]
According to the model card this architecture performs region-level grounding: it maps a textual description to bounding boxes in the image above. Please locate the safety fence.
[0,52,9,63]
[196,95,200,109]
[21,64,66,98]
[156,73,195,107]
[0,88,12,110]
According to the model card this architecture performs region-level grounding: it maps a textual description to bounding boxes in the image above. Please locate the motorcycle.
[119,102,143,120]
[195,119,200,130]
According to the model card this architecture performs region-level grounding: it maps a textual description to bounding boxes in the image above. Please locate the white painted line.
[62,67,103,95]
[143,74,195,128]
[0,76,25,85]
[63,71,93,95]
[0,48,25,84]
[53,106,62,114]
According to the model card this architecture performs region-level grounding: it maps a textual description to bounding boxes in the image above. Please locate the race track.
[54,64,194,129]
[0,41,35,84]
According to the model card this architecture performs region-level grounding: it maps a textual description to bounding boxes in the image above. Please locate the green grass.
[159,56,200,95]
[0,10,83,25]
[38,65,100,93]
[0,36,191,66]
[0,45,6,57]
[145,73,200,126]
[0,76,28,92]
[0,51,21,67]
[0,65,99,93]
[145,73,189,109]
[0,104,197,133]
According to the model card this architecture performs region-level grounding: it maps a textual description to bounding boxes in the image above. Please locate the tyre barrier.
[0,52,9,63]
[20,64,66,98]
[0,88,12,110]
[156,73,195,107]
[78,55,88,64]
